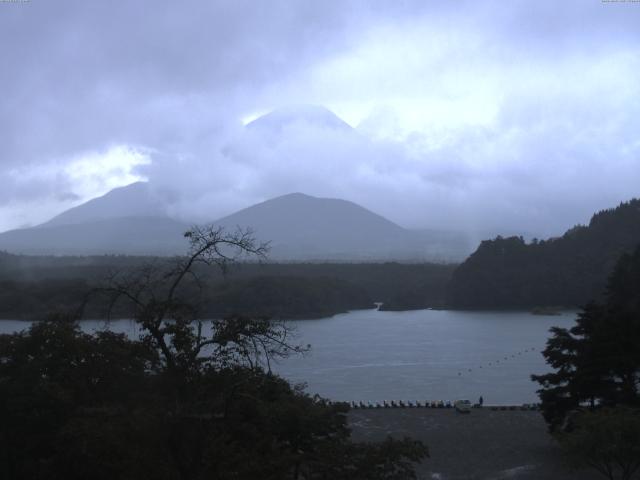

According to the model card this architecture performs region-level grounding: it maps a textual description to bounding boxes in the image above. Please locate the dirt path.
[349,408,599,480]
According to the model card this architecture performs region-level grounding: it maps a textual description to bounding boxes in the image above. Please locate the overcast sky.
[1,0,639,237]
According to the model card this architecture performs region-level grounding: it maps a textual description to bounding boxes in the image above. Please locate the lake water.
[0,309,576,404]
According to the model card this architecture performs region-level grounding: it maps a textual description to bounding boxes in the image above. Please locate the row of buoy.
[343,400,540,410]
[349,400,459,409]
[457,347,537,377]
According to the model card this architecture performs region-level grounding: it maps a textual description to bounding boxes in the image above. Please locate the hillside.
[0,216,189,256]
[42,182,166,227]
[449,199,640,308]
[0,181,186,255]
[213,192,470,261]
[0,184,470,260]
[214,192,416,260]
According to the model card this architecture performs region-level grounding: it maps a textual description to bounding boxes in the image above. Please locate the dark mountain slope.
[0,216,189,256]
[42,182,166,227]
[0,181,183,255]
[449,199,640,308]
[214,192,431,260]
[0,188,469,260]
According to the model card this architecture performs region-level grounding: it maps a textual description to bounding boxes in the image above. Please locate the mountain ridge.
[41,182,166,228]
[0,184,471,260]
[212,191,416,260]
[0,216,189,256]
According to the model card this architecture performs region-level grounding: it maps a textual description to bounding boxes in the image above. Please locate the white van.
[454,399,472,413]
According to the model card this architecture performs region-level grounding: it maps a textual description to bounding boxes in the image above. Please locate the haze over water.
[0,309,575,404]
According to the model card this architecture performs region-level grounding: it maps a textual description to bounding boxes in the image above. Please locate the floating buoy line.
[456,347,537,377]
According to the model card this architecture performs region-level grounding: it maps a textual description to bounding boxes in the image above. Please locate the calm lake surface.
[0,309,576,404]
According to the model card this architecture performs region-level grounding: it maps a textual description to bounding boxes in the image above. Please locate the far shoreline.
[0,306,580,322]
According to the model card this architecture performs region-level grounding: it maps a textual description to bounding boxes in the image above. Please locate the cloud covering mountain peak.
[246,105,353,133]
[2,1,639,237]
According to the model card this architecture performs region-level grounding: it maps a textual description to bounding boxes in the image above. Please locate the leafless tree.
[88,225,307,374]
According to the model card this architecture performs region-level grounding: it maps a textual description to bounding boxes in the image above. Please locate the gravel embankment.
[349,408,599,480]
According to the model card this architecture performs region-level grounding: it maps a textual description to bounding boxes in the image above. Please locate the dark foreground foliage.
[555,408,640,480]
[450,199,640,308]
[0,226,427,479]
[0,319,426,480]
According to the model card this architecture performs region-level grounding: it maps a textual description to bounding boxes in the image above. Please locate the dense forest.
[0,252,455,319]
[449,199,640,309]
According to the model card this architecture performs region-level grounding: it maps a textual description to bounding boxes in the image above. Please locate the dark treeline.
[449,199,640,309]
[224,263,455,312]
[0,253,455,319]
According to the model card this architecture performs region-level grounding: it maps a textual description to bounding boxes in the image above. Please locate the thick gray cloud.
[0,0,358,227]
[1,1,352,163]
[1,0,639,236]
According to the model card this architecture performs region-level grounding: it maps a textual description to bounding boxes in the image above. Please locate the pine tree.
[532,245,640,431]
